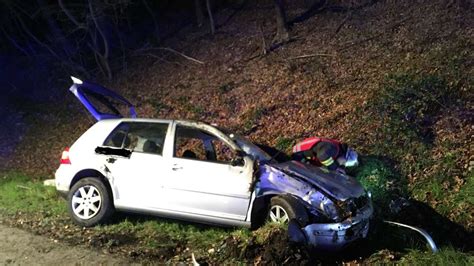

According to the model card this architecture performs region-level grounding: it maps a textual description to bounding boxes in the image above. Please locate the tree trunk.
[273,0,289,44]
[206,0,215,34]
[142,0,160,42]
[194,0,204,27]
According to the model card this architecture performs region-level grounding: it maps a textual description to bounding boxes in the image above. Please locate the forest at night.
[0,0,472,264]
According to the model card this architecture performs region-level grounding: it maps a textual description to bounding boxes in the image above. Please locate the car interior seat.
[108,131,126,147]
[143,140,159,154]
[123,135,131,149]
[182,150,197,159]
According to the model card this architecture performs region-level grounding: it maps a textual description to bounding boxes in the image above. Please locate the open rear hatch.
[69,76,136,121]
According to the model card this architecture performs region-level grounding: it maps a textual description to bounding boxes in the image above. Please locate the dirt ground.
[0,224,136,265]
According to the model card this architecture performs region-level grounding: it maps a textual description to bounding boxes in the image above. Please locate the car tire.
[67,177,114,227]
[268,195,309,226]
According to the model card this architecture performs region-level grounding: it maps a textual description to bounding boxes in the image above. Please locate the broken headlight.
[338,194,371,219]
[303,189,342,222]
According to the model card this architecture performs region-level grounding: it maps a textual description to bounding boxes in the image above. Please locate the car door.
[99,121,171,209]
[164,123,253,222]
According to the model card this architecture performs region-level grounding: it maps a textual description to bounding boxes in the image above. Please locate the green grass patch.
[107,218,230,250]
[145,98,170,113]
[398,247,474,265]
[218,82,235,93]
[353,69,472,227]
[370,74,461,159]
[0,172,65,216]
[242,107,266,132]
[350,156,406,209]
[274,137,295,153]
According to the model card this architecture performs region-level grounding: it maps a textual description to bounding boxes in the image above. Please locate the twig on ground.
[332,12,352,38]
[288,53,336,60]
[140,47,205,65]
[134,53,183,67]
[338,16,412,52]
[16,185,31,190]
[259,24,267,56]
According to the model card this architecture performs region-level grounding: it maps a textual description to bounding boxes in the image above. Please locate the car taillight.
[60,147,71,164]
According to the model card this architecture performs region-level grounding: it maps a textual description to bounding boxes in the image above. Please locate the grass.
[398,248,474,266]
[350,156,406,210]
[242,107,266,132]
[274,137,295,153]
[351,67,472,226]
[145,98,170,114]
[0,172,65,216]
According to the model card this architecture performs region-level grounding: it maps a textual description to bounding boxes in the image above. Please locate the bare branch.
[58,0,86,29]
[1,27,30,56]
[14,15,61,59]
[88,0,111,79]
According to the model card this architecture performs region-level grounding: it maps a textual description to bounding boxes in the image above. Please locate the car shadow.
[109,211,231,232]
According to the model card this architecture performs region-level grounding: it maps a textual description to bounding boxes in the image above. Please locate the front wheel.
[67,177,114,227]
[268,196,309,226]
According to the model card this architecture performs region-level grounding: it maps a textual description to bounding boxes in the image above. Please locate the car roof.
[96,118,215,128]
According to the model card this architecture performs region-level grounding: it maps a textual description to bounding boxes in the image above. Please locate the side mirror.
[231,156,245,167]
[236,150,247,157]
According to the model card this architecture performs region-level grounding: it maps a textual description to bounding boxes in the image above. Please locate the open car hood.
[270,161,365,201]
[69,76,136,121]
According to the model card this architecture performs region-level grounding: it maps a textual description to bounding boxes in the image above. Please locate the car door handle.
[106,157,116,164]
[172,165,183,171]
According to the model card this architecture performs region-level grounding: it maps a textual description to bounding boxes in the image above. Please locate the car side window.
[103,122,168,155]
[103,123,129,148]
[174,125,236,164]
[212,139,235,163]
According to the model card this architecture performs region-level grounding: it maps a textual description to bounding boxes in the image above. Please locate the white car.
[55,77,373,250]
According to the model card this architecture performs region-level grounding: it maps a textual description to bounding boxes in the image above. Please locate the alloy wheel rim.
[71,185,102,220]
[269,205,289,224]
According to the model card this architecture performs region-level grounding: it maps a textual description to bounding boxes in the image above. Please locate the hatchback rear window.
[103,122,168,155]
[82,90,125,117]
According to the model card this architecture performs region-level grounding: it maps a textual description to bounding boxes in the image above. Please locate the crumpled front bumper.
[302,202,373,250]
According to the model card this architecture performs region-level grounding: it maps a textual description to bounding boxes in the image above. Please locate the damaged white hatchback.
[55,77,373,250]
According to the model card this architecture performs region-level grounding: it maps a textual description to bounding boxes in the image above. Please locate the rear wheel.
[268,196,309,226]
[67,177,114,227]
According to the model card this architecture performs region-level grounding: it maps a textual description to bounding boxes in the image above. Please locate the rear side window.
[103,122,168,155]
[103,123,129,148]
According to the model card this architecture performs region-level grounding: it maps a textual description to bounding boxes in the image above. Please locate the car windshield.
[228,134,274,163]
